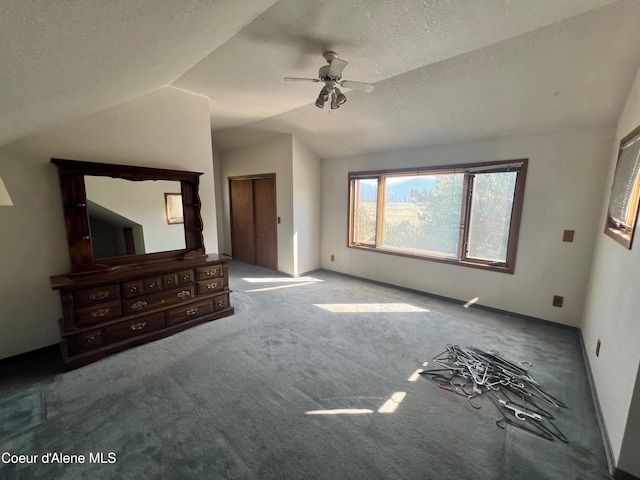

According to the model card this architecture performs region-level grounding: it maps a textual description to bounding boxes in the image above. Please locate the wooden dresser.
[51,254,233,369]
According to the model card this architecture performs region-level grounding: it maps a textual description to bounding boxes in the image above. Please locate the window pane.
[609,136,640,228]
[382,174,463,256]
[466,171,517,262]
[352,178,378,244]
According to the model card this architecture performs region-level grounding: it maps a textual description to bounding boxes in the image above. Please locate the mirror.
[85,177,186,259]
[51,158,205,272]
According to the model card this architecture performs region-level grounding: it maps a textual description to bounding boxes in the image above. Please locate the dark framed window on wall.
[604,125,640,249]
[347,159,528,274]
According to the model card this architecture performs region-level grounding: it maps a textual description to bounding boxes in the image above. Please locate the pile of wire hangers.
[420,344,568,442]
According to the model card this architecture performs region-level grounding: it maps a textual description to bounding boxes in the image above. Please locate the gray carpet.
[0,260,610,479]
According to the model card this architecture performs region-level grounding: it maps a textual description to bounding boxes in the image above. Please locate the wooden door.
[229,179,256,264]
[229,175,278,270]
[253,177,278,270]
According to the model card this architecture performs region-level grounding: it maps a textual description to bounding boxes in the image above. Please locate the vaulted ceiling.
[2,0,640,159]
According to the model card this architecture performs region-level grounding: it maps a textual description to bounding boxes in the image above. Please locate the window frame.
[604,125,640,250]
[347,159,528,274]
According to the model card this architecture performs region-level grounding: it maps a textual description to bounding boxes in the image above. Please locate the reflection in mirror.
[85,176,186,259]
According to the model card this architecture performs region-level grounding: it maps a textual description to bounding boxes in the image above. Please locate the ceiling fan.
[284,51,374,109]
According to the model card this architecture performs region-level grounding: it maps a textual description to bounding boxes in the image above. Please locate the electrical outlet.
[596,339,601,357]
[563,230,575,242]
[552,295,564,307]
[330,254,335,262]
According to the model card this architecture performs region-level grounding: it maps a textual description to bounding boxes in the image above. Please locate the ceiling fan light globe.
[336,93,347,105]
[315,98,325,108]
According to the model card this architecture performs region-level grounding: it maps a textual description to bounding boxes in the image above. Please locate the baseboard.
[0,344,60,366]
[320,268,578,331]
[615,469,640,480]
[281,268,322,278]
[578,329,616,477]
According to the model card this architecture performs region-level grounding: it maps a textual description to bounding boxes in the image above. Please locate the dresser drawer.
[104,313,165,343]
[213,293,229,312]
[177,269,194,284]
[166,299,213,326]
[74,284,120,309]
[122,279,143,298]
[122,286,195,315]
[197,265,222,280]
[161,270,193,288]
[122,275,163,298]
[197,279,223,294]
[77,330,103,351]
[67,329,104,355]
[75,301,122,327]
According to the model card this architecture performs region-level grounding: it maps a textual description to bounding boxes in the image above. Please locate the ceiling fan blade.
[340,80,374,93]
[283,77,320,82]
[327,58,347,77]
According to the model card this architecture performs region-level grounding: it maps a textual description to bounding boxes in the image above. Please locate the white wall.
[321,125,613,326]
[219,135,294,274]
[0,86,216,359]
[581,64,640,475]
[218,135,321,277]
[292,136,321,275]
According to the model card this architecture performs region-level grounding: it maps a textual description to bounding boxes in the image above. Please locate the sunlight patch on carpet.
[378,392,407,413]
[242,277,324,283]
[305,409,374,415]
[313,303,429,313]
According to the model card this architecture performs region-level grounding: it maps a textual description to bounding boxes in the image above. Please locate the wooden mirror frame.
[51,158,205,273]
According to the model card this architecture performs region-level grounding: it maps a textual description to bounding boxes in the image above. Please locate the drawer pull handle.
[89,291,109,301]
[148,282,156,288]
[204,270,217,276]
[216,300,225,308]
[182,275,191,281]
[91,308,110,318]
[129,286,138,293]
[186,307,199,316]
[130,322,147,331]
[177,290,191,299]
[131,301,148,310]
[86,335,97,343]
[207,282,218,289]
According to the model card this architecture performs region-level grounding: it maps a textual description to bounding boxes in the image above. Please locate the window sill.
[604,225,634,249]
[347,244,514,274]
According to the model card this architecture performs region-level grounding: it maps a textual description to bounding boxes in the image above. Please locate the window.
[348,159,528,273]
[604,125,640,249]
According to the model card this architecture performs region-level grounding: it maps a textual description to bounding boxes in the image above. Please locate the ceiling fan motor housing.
[319,65,339,82]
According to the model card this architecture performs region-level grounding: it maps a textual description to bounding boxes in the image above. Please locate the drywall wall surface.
[292,136,321,275]
[0,86,216,359]
[321,125,613,326]
[213,148,225,254]
[617,364,640,475]
[219,135,294,274]
[581,64,640,472]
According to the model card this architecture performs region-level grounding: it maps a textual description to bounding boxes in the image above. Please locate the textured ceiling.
[0,0,276,146]
[2,0,640,159]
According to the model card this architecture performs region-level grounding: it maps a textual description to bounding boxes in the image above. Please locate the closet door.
[229,179,256,264]
[253,177,278,270]
[229,175,278,270]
